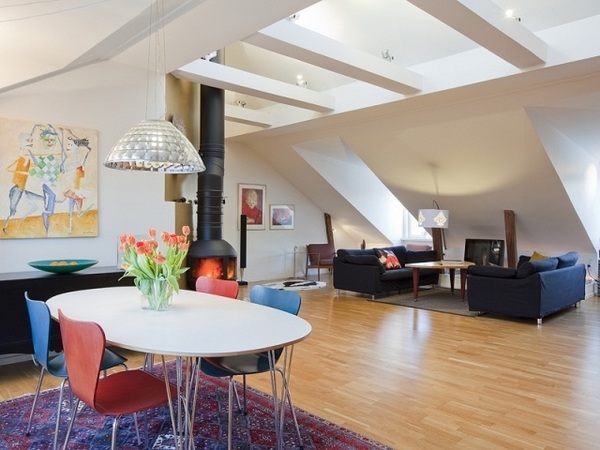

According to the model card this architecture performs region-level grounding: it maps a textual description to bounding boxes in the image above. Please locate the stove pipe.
[187,52,236,286]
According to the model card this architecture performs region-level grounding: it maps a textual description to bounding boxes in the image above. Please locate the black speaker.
[240,215,247,269]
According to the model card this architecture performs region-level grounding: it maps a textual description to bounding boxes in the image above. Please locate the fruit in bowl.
[28,259,98,274]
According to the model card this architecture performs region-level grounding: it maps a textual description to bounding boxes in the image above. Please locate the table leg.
[411,268,420,301]
[268,350,282,449]
[160,356,183,450]
[166,356,201,450]
[449,268,456,294]
[267,346,302,450]
[460,268,468,300]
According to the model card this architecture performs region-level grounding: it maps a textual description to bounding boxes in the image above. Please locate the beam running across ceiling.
[407,0,547,68]
[173,58,335,113]
[245,20,422,95]
[225,104,272,127]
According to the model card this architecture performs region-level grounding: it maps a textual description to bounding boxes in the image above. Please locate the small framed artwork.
[270,204,295,230]
[238,183,266,230]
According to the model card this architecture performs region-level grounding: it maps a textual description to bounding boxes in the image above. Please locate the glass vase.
[138,278,173,311]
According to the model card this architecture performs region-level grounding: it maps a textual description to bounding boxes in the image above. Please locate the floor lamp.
[418,202,449,260]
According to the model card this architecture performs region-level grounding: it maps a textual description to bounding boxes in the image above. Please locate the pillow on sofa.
[530,251,549,261]
[516,257,558,278]
[468,265,517,278]
[517,255,531,267]
[374,248,401,269]
[556,251,579,268]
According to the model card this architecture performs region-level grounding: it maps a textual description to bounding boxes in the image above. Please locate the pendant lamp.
[104,119,205,173]
[104,1,205,174]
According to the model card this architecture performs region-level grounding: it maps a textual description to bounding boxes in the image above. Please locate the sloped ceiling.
[2,0,600,256]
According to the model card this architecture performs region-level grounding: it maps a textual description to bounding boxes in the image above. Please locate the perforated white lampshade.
[104,120,205,173]
[418,209,449,228]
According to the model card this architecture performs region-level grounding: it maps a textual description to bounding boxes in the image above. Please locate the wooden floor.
[1,275,599,449]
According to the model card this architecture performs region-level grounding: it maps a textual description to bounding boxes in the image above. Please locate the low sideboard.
[0,266,134,356]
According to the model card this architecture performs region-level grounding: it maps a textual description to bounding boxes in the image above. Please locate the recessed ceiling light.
[505,9,521,22]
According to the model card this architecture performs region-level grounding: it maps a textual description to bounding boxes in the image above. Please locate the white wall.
[0,62,333,281]
[176,140,346,281]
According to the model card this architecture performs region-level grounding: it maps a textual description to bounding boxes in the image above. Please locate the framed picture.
[270,204,295,230]
[0,117,99,239]
[238,183,266,230]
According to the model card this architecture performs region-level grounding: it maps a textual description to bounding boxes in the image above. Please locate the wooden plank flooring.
[1,275,599,449]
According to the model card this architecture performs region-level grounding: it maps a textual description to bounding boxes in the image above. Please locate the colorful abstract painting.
[0,118,98,239]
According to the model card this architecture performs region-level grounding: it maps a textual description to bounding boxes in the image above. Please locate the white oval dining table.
[46,286,311,356]
[46,286,312,450]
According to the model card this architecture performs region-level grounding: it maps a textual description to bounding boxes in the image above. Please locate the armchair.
[305,243,335,281]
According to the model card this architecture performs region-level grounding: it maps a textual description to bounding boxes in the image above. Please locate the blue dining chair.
[200,285,303,447]
[24,292,128,450]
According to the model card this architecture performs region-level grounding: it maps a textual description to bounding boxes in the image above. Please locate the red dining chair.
[195,275,239,299]
[24,292,128,450]
[58,310,177,450]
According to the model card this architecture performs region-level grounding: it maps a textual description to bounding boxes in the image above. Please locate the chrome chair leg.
[228,377,234,450]
[52,378,68,450]
[132,412,141,444]
[241,375,247,413]
[110,416,120,450]
[61,398,81,450]
[26,366,45,434]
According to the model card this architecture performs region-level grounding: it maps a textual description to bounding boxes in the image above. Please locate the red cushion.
[374,248,401,270]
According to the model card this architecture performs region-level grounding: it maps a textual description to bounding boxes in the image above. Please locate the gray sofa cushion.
[516,257,558,278]
[468,265,517,278]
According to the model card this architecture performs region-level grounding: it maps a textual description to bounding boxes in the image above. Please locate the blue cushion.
[556,251,578,268]
[516,258,558,278]
[468,265,517,278]
[517,255,531,267]
[380,268,411,281]
[406,250,437,264]
[343,254,380,266]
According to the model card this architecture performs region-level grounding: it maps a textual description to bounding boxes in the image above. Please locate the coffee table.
[405,260,475,301]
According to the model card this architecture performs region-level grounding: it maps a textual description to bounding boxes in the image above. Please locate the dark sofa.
[467,251,585,324]
[333,245,439,298]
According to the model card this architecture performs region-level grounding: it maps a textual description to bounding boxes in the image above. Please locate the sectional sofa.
[467,251,585,324]
[333,245,439,298]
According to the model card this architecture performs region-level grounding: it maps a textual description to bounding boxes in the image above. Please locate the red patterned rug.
[0,362,391,449]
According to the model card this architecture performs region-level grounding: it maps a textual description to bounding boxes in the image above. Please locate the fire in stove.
[186,238,237,288]
[189,256,236,281]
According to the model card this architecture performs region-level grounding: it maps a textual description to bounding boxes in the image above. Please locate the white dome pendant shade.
[104,119,206,173]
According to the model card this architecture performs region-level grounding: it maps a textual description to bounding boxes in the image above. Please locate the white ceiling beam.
[407,0,547,68]
[173,59,335,113]
[225,104,273,127]
[245,20,422,95]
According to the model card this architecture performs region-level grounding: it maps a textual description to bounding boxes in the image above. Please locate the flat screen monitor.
[464,239,505,266]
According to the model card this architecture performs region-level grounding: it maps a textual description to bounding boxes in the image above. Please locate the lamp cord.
[587,265,598,283]
[145,0,167,121]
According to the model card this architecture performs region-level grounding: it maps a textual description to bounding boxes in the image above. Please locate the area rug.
[262,279,326,291]
[370,287,478,317]
[0,362,391,450]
